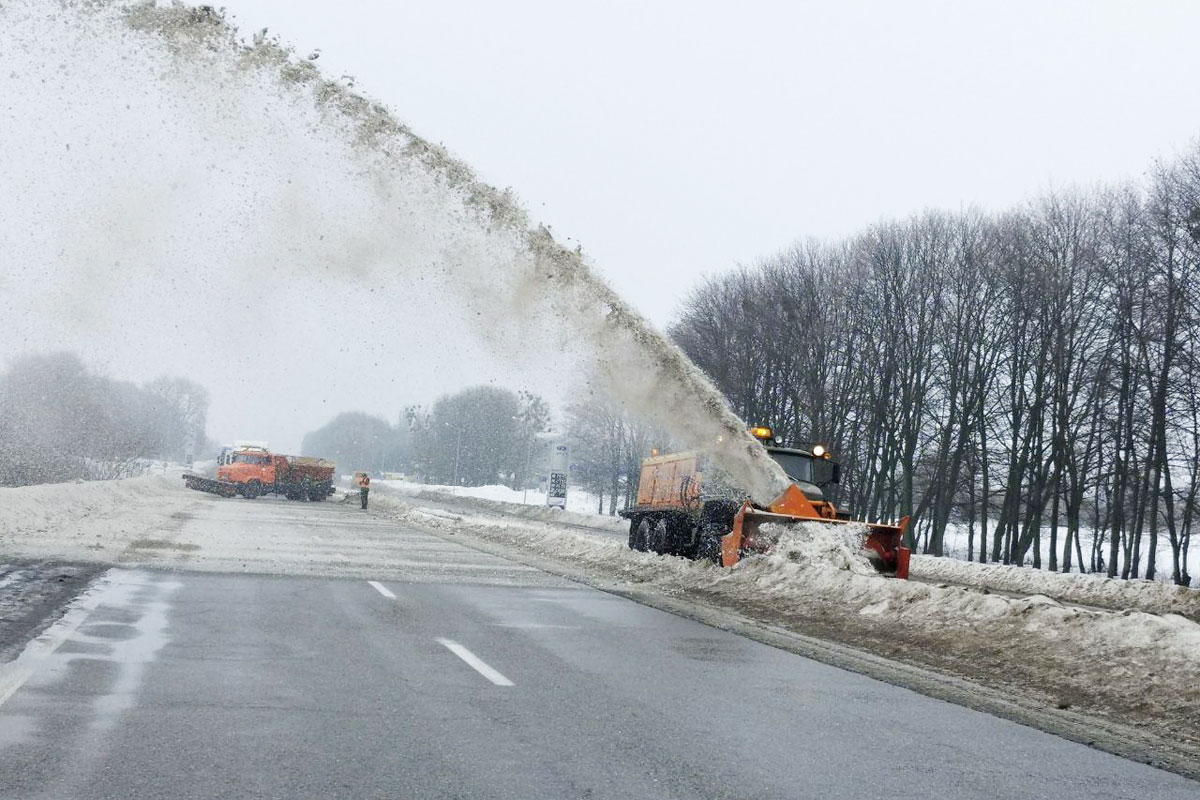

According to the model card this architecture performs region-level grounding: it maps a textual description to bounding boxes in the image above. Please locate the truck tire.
[697,524,726,564]
[308,485,326,502]
[632,519,651,552]
[674,519,701,559]
[627,518,641,550]
[648,519,670,554]
[243,480,261,500]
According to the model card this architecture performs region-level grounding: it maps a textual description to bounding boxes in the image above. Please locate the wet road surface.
[0,498,1196,799]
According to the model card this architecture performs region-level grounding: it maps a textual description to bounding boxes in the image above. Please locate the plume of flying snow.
[0,1,790,501]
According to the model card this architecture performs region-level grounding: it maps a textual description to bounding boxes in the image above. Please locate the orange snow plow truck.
[619,427,911,578]
[183,446,336,501]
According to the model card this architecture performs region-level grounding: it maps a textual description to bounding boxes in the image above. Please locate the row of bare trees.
[565,396,669,515]
[0,352,210,486]
[672,145,1200,585]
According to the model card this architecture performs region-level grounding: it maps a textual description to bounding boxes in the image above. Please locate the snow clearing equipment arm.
[720,485,911,578]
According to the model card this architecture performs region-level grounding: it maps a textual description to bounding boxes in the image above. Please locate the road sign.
[547,443,569,509]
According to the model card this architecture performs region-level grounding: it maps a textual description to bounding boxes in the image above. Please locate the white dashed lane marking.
[436,638,514,687]
[367,580,396,599]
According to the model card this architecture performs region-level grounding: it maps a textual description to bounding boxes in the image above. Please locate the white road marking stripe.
[367,580,396,599]
[0,569,114,709]
[0,667,33,708]
[436,638,514,686]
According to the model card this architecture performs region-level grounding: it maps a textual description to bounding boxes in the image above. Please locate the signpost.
[546,442,569,509]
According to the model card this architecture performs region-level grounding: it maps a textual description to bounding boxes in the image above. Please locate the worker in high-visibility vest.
[355,472,371,509]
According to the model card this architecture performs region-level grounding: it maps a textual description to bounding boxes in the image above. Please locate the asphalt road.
[0,498,1196,799]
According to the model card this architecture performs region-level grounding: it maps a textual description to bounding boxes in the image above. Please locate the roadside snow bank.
[374,482,628,534]
[377,480,611,517]
[911,553,1200,620]
[373,493,1200,746]
[377,492,1200,658]
[386,482,1200,619]
[0,474,201,560]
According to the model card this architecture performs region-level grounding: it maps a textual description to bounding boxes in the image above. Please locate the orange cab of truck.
[216,447,276,495]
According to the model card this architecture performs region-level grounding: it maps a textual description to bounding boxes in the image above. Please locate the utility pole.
[522,432,534,504]
[452,428,463,486]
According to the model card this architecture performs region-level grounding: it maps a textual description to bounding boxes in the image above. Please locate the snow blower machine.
[619,427,911,578]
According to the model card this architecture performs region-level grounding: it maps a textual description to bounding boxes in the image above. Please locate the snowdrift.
[374,482,629,534]
[0,474,200,560]
[912,553,1200,620]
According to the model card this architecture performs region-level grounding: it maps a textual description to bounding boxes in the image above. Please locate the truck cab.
[216,447,276,497]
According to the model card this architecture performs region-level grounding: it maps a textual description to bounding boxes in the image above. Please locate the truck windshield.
[768,451,813,483]
[232,454,268,465]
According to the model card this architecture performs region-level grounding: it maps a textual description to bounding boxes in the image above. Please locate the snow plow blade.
[719,484,910,578]
[182,472,239,498]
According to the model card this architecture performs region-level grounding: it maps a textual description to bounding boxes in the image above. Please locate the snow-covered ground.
[911,553,1200,618]
[381,480,1200,617]
[932,520,1198,584]
[387,480,1197,585]
[376,480,617,517]
[0,473,202,562]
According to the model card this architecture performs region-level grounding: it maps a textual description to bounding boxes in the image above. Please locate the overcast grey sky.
[6,0,1200,453]
[219,0,1200,326]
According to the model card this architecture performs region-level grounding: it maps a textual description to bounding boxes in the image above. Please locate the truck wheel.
[697,526,725,564]
[649,519,670,554]
[627,519,641,550]
[632,519,651,552]
[308,486,325,502]
[676,522,701,559]
[244,480,261,500]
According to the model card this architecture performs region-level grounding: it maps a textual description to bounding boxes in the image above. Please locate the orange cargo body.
[634,452,700,511]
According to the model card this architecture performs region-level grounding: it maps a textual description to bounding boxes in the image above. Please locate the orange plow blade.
[720,496,910,578]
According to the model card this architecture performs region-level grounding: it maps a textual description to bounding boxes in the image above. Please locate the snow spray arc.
[22,1,792,504]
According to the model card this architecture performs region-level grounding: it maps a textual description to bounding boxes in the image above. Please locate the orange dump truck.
[619,427,910,577]
[183,446,336,501]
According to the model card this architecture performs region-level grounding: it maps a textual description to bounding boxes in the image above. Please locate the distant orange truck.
[184,446,336,501]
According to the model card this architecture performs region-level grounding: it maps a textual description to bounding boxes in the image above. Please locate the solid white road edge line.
[0,568,114,709]
[435,638,514,687]
[367,580,396,599]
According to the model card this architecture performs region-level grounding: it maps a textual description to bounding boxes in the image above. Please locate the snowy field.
[934,520,1198,585]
